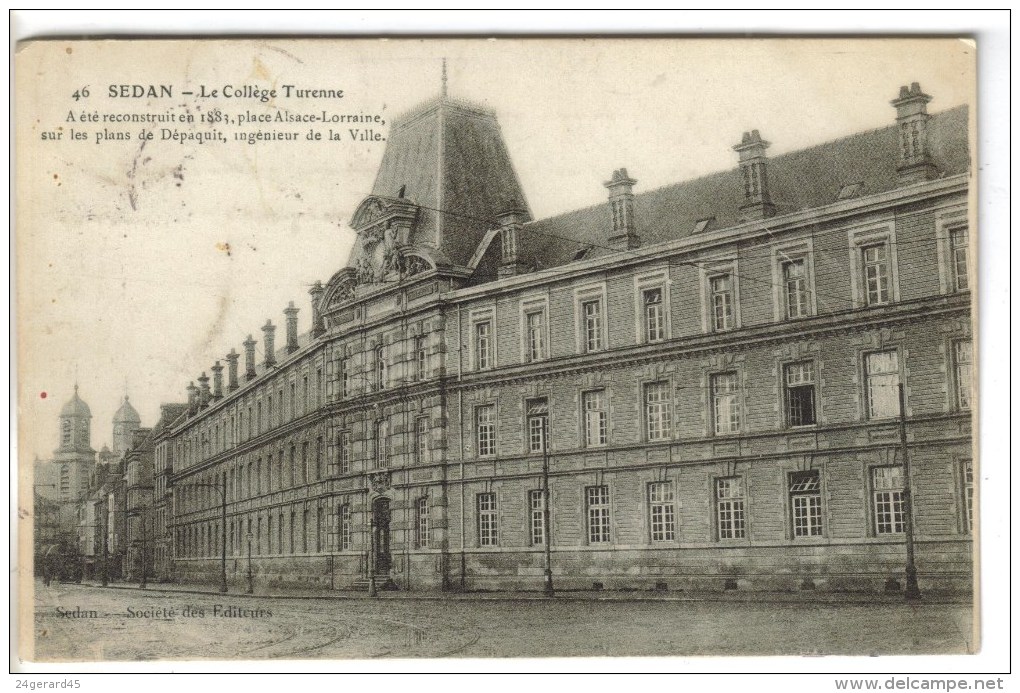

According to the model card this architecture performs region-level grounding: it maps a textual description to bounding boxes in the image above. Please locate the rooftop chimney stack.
[284,302,300,354]
[309,281,326,338]
[604,169,639,250]
[211,361,224,400]
[197,372,211,408]
[733,130,776,220]
[225,349,240,392]
[496,199,527,278]
[242,335,257,381]
[891,82,937,184]
[262,320,277,367]
[186,381,198,413]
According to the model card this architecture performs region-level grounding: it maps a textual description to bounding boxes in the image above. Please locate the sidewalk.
[70,579,972,605]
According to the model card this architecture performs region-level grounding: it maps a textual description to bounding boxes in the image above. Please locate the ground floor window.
[789,470,823,537]
[477,493,498,546]
[648,482,676,542]
[872,466,905,535]
[586,486,611,544]
[716,477,746,540]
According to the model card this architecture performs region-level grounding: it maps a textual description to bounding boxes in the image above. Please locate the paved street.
[31,581,974,660]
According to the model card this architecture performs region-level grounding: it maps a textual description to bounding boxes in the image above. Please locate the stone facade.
[166,83,974,594]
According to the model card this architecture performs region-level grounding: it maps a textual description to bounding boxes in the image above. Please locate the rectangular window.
[301,442,308,485]
[338,431,351,475]
[783,259,809,319]
[526,398,548,454]
[476,405,496,457]
[315,436,323,480]
[789,471,823,537]
[954,340,972,410]
[866,351,900,419]
[315,507,323,552]
[338,504,352,551]
[477,493,498,546]
[415,336,427,380]
[586,486,611,544]
[375,419,389,468]
[862,243,890,306]
[582,389,608,447]
[644,381,672,441]
[415,416,429,464]
[710,274,734,331]
[302,375,309,414]
[289,383,296,420]
[288,446,296,487]
[475,321,492,370]
[302,510,309,553]
[416,497,430,548]
[716,477,746,540]
[529,489,546,546]
[785,362,817,427]
[872,466,905,534]
[648,482,676,542]
[340,357,350,398]
[526,310,546,361]
[950,226,969,292]
[960,459,974,533]
[711,372,741,435]
[375,346,387,390]
[643,288,665,342]
[582,299,603,352]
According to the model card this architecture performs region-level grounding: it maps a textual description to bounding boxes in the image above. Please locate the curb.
[68,582,972,606]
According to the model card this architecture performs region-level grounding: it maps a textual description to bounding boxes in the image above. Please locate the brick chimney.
[284,302,299,354]
[891,82,937,184]
[733,130,776,220]
[604,169,639,250]
[496,199,527,278]
[197,372,211,408]
[242,335,257,381]
[309,281,325,338]
[262,320,277,367]
[186,381,198,413]
[225,349,240,392]
[211,361,223,400]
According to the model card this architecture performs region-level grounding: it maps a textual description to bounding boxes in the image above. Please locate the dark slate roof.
[368,96,530,267]
[520,106,969,270]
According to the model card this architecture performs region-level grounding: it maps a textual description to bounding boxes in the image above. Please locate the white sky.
[15,37,975,458]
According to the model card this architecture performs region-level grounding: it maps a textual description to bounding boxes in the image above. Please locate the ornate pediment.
[350,195,418,233]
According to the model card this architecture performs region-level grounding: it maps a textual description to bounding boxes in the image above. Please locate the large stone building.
[166,82,973,594]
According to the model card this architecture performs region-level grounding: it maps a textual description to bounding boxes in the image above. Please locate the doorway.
[372,496,391,576]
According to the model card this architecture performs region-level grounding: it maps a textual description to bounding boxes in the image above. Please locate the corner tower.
[112,395,142,455]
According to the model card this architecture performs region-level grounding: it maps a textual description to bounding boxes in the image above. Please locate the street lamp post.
[898,384,921,601]
[101,511,109,587]
[139,507,147,589]
[542,417,554,597]
[246,531,254,594]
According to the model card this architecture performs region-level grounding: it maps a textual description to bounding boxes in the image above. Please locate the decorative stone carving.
[368,471,392,493]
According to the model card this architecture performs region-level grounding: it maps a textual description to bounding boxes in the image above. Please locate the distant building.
[165,82,972,594]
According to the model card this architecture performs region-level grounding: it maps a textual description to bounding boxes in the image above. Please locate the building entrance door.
[372,497,391,575]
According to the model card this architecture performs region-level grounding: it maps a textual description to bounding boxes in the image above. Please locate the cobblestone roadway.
[31,582,974,661]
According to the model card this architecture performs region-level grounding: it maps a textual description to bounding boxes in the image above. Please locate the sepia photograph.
[12,27,995,676]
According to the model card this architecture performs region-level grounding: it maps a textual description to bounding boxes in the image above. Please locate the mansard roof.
[519,105,969,271]
[365,95,531,268]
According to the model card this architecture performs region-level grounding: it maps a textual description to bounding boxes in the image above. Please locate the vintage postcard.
[15,37,978,663]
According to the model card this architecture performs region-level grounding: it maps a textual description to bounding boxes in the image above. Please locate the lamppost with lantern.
[246,529,254,594]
